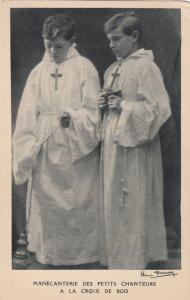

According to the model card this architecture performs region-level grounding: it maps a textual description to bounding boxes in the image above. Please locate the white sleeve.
[114,62,172,147]
[12,69,41,184]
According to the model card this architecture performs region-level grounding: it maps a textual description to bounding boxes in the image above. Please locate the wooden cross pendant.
[109,63,121,90]
[111,67,120,80]
[51,68,63,90]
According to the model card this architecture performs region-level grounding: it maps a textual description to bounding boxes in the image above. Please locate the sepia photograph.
[11,7,181,271]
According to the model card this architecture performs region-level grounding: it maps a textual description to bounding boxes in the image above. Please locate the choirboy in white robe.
[13,46,101,265]
[99,49,172,269]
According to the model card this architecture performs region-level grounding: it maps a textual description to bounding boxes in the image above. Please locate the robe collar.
[117,48,154,62]
[42,43,79,65]
[128,48,154,60]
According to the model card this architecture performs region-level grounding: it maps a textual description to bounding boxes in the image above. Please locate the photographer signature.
[141,270,178,279]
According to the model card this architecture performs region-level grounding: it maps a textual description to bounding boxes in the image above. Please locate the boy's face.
[44,36,72,64]
[107,25,137,59]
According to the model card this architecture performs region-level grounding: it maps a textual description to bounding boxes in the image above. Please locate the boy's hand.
[98,91,108,110]
[60,112,71,128]
[108,94,122,112]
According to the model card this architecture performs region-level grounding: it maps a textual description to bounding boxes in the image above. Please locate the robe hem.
[101,254,168,270]
[34,252,100,266]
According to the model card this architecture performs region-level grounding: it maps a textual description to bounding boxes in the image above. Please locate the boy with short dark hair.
[13,14,100,266]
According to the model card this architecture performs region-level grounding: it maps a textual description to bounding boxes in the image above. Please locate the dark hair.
[42,14,75,41]
[104,11,142,41]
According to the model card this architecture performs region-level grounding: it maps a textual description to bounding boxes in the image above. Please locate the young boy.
[13,14,100,266]
[98,12,171,269]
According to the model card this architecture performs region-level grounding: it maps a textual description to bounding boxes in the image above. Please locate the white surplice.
[99,49,172,269]
[13,46,101,265]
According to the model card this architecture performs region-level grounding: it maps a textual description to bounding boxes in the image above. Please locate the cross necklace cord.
[51,67,63,90]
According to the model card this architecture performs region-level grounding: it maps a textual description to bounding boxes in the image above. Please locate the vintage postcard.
[0,0,189,299]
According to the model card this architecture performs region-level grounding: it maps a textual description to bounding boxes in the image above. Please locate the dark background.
[11,8,181,253]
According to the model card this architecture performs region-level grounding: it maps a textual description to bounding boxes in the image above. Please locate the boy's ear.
[132,30,139,42]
